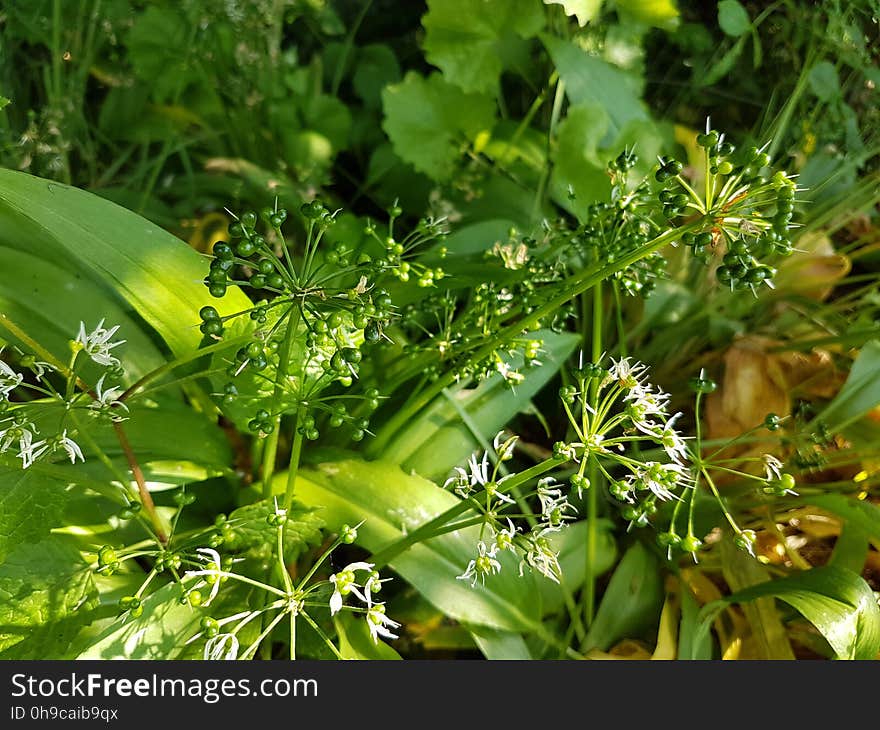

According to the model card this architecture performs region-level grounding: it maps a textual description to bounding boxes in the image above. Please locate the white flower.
[627,462,691,502]
[493,518,518,554]
[493,431,519,461]
[76,320,125,367]
[328,561,373,615]
[204,633,239,660]
[18,428,50,469]
[536,477,577,526]
[763,454,783,481]
[0,361,23,396]
[603,357,649,390]
[56,430,84,464]
[519,527,562,584]
[468,451,491,487]
[90,374,129,422]
[658,414,689,464]
[366,603,400,643]
[443,466,472,497]
[457,541,501,587]
[185,548,224,607]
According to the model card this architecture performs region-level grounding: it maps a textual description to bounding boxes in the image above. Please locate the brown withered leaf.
[773,231,851,301]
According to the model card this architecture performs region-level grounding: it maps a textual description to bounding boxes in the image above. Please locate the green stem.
[282,407,306,511]
[584,281,603,628]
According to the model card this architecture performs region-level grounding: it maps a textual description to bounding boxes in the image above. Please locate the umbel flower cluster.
[447,356,696,588]
[0,320,129,470]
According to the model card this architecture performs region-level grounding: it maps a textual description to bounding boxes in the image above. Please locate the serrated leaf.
[817,340,880,432]
[225,499,323,561]
[544,0,602,27]
[696,566,880,660]
[0,169,253,359]
[717,0,750,37]
[78,580,201,659]
[382,72,496,181]
[0,537,98,658]
[0,467,71,564]
[290,459,544,634]
[423,0,544,94]
[127,6,197,102]
[383,329,579,481]
[542,34,648,140]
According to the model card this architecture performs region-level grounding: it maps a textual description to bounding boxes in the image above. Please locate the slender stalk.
[113,422,166,544]
[584,281,603,628]
[282,407,305,511]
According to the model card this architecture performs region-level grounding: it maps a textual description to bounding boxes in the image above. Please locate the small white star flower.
[763,454,783,481]
[18,428,50,469]
[56,430,84,464]
[328,561,373,614]
[366,603,400,643]
[457,541,501,586]
[76,320,125,367]
[90,374,129,422]
[0,361,23,396]
[204,633,239,661]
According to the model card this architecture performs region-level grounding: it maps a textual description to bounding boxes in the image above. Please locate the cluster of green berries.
[364,209,448,288]
[655,128,799,292]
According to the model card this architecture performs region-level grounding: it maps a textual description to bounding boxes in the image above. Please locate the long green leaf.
[0,169,252,357]
[696,566,880,660]
[817,340,880,432]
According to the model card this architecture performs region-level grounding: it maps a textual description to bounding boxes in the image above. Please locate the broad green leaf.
[0,537,98,658]
[808,494,880,543]
[544,0,602,27]
[817,340,880,432]
[423,0,544,94]
[0,96,10,111]
[127,6,197,102]
[0,466,71,563]
[468,625,532,659]
[382,72,496,181]
[335,612,402,660]
[616,0,679,30]
[717,0,750,37]
[720,538,794,659]
[582,542,664,651]
[78,580,201,659]
[0,169,253,358]
[829,522,869,576]
[550,103,611,221]
[224,499,324,561]
[384,329,579,480]
[697,566,880,660]
[0,248,166,382]
[353,44,401,108]
[290,459,544,634]
[542,34,648,140]
[808,61,841,101]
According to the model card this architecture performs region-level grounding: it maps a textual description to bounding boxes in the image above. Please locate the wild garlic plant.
[184,507,398,660]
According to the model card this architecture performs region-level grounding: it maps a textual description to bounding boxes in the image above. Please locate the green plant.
[1,0,878,661]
